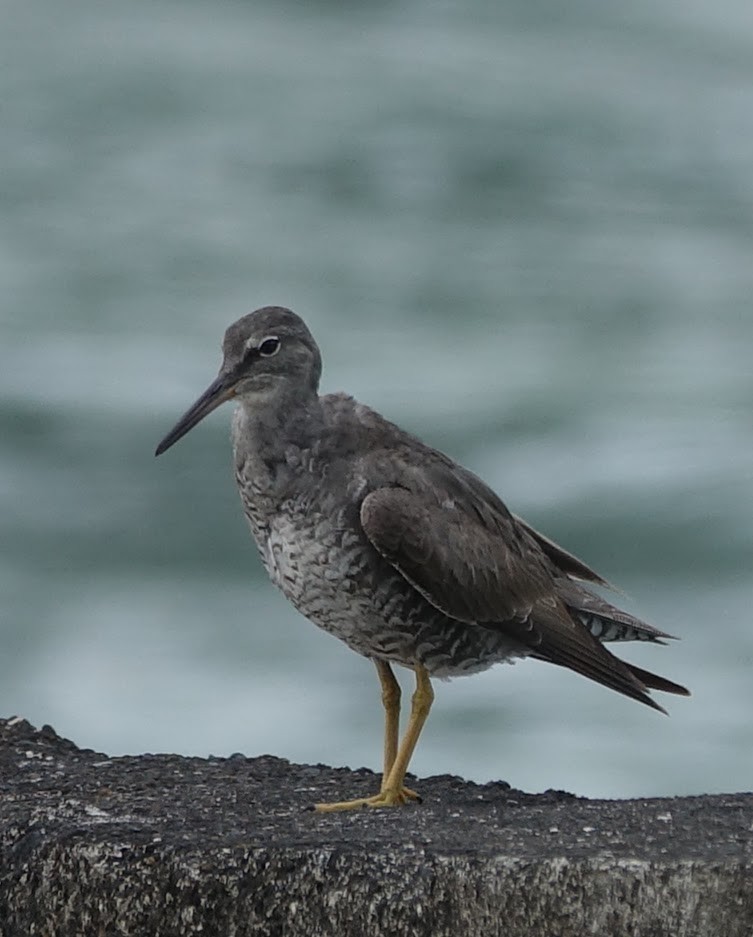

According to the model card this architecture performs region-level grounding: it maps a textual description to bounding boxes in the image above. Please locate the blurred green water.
[1,0,752,797]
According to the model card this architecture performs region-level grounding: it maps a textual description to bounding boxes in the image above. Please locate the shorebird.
[155,306,689,811]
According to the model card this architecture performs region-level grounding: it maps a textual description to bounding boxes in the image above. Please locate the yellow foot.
[314,786,421,813]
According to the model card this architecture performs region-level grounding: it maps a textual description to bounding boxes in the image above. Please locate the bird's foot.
[314,786,421,812]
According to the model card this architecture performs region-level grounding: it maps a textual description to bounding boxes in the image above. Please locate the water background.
[3,0,753,798]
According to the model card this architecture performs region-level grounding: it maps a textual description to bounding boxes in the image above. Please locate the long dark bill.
[155,374,236,456]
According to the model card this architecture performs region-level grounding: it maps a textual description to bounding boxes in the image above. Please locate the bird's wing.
[359,475,671,710]
[513,515,615,589]
[359,484,552,625]
[511,517,677,642]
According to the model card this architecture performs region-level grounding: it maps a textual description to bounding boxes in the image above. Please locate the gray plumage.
[156,306,688,749]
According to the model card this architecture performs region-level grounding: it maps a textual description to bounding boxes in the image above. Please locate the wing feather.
[360,486,550,624]
[514,515,614,589]
[359,474,688,709]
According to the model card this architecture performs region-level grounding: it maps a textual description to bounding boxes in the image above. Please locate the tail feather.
[625,662,690,698]
[524,600,677,714]
[554,576,676,644]
[533,645,669,713]
[510,515,690,708]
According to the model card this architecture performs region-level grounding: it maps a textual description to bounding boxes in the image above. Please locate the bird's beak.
[155,372,238,456]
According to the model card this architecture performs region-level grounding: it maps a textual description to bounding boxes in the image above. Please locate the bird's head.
[155,306,321,456]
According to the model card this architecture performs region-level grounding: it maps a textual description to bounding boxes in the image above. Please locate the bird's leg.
[374,660,420,800]
[315,665,432,812]
[378,665,432,802]
[375,659,400,783]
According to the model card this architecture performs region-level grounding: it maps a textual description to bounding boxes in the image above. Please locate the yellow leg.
[380,665,433,799]
[315,665,433,812]
[374,660,419,800]
[375,659,400,781]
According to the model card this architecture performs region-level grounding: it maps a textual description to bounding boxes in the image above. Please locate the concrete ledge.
[0,717,751,936]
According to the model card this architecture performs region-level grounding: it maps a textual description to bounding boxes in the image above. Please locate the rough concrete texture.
[0,717,751,937]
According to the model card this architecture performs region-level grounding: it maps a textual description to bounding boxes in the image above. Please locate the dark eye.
[258,337,280,357]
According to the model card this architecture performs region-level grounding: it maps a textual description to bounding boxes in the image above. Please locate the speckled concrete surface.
[1,717,751,936]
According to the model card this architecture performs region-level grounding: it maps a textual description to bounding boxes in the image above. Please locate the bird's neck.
[232,389,325,468]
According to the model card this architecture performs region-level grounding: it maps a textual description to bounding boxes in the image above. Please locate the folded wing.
[360,476,688,710]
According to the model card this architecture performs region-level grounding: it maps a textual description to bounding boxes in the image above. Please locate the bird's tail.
[623,661,690,698]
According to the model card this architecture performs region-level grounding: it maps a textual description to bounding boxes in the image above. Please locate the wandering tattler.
[155,306,689,811]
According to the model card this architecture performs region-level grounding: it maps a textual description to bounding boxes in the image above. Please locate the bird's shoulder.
[318,394,554,604]
[319,393,517,529]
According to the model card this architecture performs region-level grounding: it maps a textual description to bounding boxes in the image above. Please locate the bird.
[155,306,689,811]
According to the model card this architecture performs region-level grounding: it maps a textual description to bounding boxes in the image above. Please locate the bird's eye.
[258,337,281,357]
